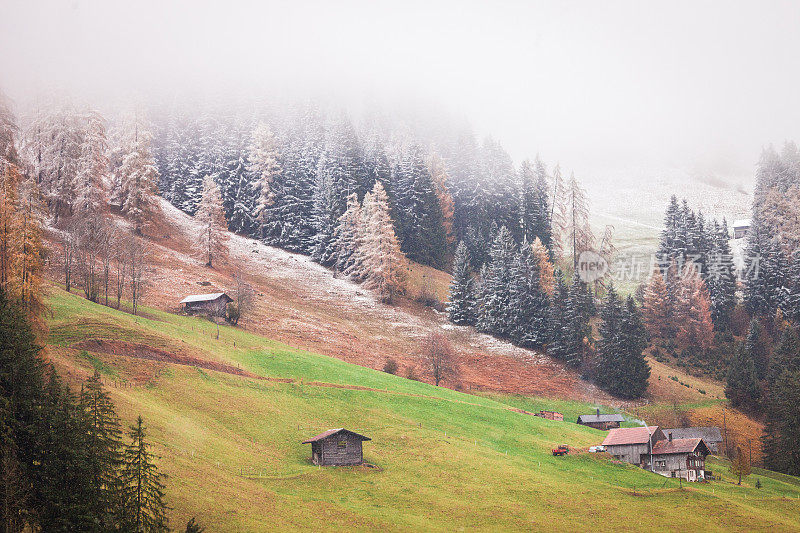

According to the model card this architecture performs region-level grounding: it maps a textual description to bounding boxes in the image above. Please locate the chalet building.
[732,219,751,240]
[179,293,232,317]
[651,436,711,481]
[662,427,722,454]
[601,426,711,481]
[577,409,625,430]
[602,426,665,467]
[302,428,371,466]
[537,411,564,421]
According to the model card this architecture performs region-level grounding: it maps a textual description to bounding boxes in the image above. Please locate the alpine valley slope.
[46,288,800,532]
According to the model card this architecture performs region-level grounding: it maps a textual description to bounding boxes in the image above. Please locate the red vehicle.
[552,445,570,456]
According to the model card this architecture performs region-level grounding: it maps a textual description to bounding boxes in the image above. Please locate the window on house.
[338,440,347,449]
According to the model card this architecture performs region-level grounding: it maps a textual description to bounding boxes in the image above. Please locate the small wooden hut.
[179,293,232,317]
[302,428,371,466]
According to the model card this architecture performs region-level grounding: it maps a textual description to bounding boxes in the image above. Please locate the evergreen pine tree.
[725,343,761,410]
[762,369,800,475]
[120,416,169,533]
[476,226,517,338]
[745,318,770,381]
[447,241,476,325]
[547,272,569,362]
[707,220,737,330]
[596,285,651,399]
[508,243,550,348]
[80,369,123,528]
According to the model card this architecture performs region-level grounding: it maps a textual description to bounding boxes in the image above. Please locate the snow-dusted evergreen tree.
[332,192,362,276]
[396,145,448,269]
[247,122,282,238]
[596,284,650,399]
[116,121,160,236]
[707,219,737,330]
[563,273,593,367]
[476,226,517,337]
[360,181,407,302]
[547,272,569,362]
[312,117,366,265]
[447,240,476,325]
[223,123,255,236]
[74,110,108,217]
[786,253,800,325]
[744,221,786,321]
[195,176,228,268]
[508,243,550,348]
[264,132,317,252]
[520,156,552,256]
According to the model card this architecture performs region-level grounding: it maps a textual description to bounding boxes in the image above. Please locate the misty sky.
[2,0,799,181]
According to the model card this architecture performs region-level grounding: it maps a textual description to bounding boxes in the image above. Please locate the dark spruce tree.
[520,157,552,257]
[768,326,800,387]
[745,318,770,381]
[120,416,169,533]
[396,146,449,269]
[80,369,124,529]
[476,226,517,338]
[595,285,650,399]
[707,219,737,331]
[508,243,550,349]
[447,241,477,325]
[762,369,800,476]
[547,272,570,363]
[725,343,762,410]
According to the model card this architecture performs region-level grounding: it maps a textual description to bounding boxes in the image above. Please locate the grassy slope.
[46,287,800,532]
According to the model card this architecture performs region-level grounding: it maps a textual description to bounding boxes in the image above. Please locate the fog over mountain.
[2,0,799,184]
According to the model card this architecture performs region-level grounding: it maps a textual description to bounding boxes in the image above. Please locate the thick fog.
[2,0,799,182]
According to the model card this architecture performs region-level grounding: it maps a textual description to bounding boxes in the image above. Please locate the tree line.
[636,145,800,476]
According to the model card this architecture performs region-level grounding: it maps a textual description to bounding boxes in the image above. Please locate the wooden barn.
[577,409,625,430]
[302,428,371,466]
[602,426,665,467]
[662,427,722,454]
[179,293,232,318]
[651,435,711,481]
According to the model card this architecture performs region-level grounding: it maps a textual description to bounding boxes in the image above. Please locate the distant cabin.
[662,427,722,454]
[732,219,751,240]
[179,293,232,317]
[302,428,371,466]
[577,409,625,430]
[536,410,564,421]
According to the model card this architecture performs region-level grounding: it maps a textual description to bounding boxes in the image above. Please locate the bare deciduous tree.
[61,227,77,292]
[228,273,254,325]
[126,236,148,316]
[421,332,458,386]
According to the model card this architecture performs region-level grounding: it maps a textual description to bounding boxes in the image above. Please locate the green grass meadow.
[46,287,800,531]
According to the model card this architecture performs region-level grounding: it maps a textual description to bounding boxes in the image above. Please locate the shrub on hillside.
[382,358,398,375]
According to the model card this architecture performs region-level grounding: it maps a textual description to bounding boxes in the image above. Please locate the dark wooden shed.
[302,428,371,466]
[180,293,232,317]
[577,409,625,430]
